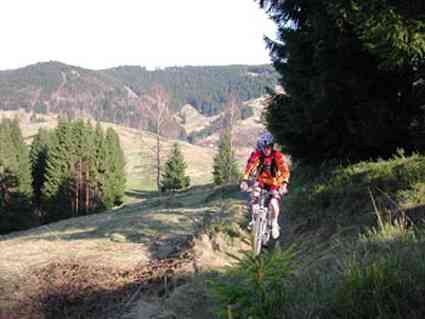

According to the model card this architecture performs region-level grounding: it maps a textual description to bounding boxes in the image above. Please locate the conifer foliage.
[212,128,240,185]
[258,0,425,162]
[161,143,190,192]
[33,120,126,223]
[29,128,51,219]
[103,128,126,207]
[0,118,33,233]
[0,119,126,233]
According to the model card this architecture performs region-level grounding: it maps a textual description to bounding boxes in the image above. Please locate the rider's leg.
[269,191,282,239]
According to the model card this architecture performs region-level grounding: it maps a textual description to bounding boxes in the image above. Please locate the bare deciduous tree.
[222,92,242,150]
[140,85,171,191]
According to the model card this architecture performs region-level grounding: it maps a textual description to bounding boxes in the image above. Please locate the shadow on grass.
[2,260,215,319]
[125,189,159,201]
[8,184,248,260]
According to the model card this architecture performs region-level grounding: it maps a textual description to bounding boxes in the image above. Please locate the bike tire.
[254,215,266,256]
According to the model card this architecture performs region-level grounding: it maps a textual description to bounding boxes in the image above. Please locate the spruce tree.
[212,128,240,185]
[0,119,33,233]
[30,128,50,209]
[8,118,32,196]
[258,0,425,162]
[92,122,108,209]
[69,120,96,215]
[161,143,190,192]
[103,127,126,207]
[0,121,17,233]
[42,120,76,220]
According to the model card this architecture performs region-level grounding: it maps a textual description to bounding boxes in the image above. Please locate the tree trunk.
[156,132,161,191]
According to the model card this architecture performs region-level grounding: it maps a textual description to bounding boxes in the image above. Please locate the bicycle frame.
[252,189,273,256]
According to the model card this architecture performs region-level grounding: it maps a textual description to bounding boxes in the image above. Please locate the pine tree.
[92,122,108,209]
[212,128,240,185]
[103,127,126,208]
[8,118,32,196]
[30,128,50,210]
[258,0,425,162]
[39,121,127,220]
[161,143,190,192]
[0,119,33,233]
[68,120,96,215]
[42,120,82,220]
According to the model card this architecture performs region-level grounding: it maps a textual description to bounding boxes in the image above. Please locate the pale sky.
[0,0,277,71]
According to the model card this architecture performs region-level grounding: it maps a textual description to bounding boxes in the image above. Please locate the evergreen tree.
[161,143,190,192]
[258,0,425,162]
[92,122,108,209]
[39,121,127,220]
[103,127,126,207]
[42,120,76,220]
[212,128,240,185]
[0,119,33,233]
[8,118,32,196]
[69,120,95,215]
[30,128,50,211]
[0,121,18,233]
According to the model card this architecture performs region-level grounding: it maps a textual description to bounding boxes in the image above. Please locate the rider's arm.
[273,152,290,186]
[242,150,261,180]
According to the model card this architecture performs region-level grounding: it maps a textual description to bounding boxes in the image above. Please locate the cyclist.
[240,131,290,239]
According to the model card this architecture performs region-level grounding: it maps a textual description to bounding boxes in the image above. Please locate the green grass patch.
[286,151,425,230]
[209,153,425,318]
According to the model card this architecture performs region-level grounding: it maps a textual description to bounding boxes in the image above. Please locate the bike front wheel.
[253,215,267,256]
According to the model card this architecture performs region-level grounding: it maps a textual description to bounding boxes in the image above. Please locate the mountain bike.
[251,188,274,256]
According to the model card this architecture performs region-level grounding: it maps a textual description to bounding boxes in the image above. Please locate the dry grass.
[0,184,251,319]
[0,187,216,274]
[0,109,263,318]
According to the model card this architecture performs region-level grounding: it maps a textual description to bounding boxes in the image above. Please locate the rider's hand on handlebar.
[240,180,249,192]
[279,183,288,195]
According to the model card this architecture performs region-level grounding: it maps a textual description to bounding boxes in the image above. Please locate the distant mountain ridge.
[0,61,278,138]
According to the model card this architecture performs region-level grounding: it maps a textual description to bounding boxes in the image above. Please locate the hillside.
[0,185,250,319]
[101,64,278,115]
[2,154,425,319]
[191,96,268,148]
[208,153,425,319]
[174,104,221,135]
[0,110,216,191]
[0,61,278,138]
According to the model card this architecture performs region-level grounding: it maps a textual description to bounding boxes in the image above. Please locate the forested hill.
[102,64,278,115]
[0,61,278,133]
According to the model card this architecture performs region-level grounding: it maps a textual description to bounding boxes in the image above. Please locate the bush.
[209,247,297,319]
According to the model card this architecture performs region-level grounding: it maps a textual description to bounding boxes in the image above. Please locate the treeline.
[0,119,126,234]
[260,0,425,162]
[102,64,278,115]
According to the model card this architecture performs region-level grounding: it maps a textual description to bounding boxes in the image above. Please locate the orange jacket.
[242,150,290,189]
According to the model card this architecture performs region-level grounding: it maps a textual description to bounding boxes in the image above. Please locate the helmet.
[256,132,274,153]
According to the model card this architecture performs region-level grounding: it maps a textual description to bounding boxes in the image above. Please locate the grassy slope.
[3,117,425,318]
[209,152,425,319]
[0,184,251,319]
